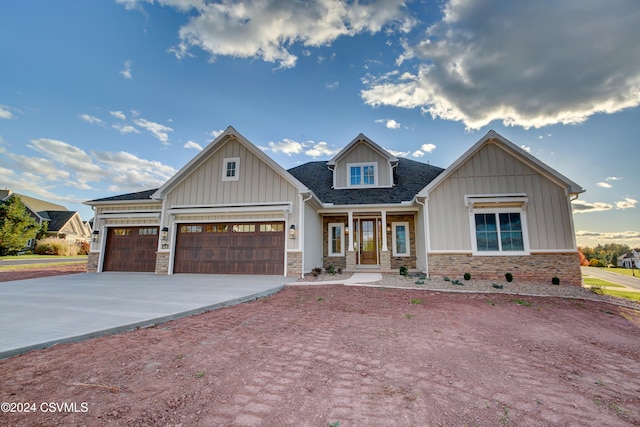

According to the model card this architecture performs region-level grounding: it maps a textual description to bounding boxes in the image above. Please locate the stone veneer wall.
[428,252,582,286]
[155,252,170,275]
[87,252,99,273]
[287,251,302,277]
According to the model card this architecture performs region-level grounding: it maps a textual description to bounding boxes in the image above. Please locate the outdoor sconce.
[345,226,349,235]
[288,224,296,239]
[386,224,391,232]
[92,230,99,243]
[161,227,169,249]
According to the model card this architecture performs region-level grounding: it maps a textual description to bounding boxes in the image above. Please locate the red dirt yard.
[1,283,639,426]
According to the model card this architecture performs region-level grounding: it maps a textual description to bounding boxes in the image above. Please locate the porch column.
[346,211,356,271]
[381,210,388,251]
[348,211,354,251]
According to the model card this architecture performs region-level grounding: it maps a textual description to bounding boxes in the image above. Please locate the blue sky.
[1,0,638,248]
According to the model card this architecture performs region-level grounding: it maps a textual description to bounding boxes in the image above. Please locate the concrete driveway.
[581,266,640,290]
[0,272,293,359]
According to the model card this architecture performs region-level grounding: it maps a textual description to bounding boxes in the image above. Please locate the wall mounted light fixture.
[288,224,296,239]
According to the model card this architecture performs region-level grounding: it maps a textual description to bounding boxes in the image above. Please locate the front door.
[359,219,378,265]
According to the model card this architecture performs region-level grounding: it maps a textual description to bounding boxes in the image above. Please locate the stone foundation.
[379,251,391,270]
[87,252,99,273]
[155,252,170,275]
[287,251,302,277]
[428,252,582,286]
[346,251,356,271]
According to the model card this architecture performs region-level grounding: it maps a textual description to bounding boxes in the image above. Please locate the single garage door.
[103,226,159,272]
[174,222,285,275]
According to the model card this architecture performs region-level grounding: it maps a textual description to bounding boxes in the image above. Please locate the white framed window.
[347,163,377,187]
[222,157,240,181]
[392,222,410,256]
[328,223,345,256]
[470,208,529,255]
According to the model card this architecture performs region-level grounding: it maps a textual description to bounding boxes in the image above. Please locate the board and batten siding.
[334,143,392,187]
[428,142,575,252]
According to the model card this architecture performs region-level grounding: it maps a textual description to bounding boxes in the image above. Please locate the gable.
[164,138,298,206]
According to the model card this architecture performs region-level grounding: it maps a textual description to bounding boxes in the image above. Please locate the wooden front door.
[359,219,378,265]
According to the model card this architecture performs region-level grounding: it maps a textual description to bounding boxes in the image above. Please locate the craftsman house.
[0,190,92,250]
[85,127,585,285]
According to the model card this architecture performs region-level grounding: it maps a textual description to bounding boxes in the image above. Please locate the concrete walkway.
[0,273,293,359]
[292,272,382,285]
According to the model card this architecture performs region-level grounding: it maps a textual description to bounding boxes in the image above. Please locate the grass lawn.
[0,261,87,271]
[0,254,88,261]
[583,277,640,302]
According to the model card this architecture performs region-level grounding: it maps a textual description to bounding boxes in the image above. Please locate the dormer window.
[348,163,376,187]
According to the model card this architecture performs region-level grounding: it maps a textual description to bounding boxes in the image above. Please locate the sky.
[1,0,638,248]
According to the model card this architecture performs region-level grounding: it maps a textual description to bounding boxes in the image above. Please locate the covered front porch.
[321,209,418,273]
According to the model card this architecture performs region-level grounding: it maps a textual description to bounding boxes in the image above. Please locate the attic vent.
[465,194,528,208]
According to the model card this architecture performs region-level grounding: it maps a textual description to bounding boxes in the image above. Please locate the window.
[392,222,410,256]
[328,223,344,256]
[205,224,228,233]
[472,211,527,255]
[232,224,255,233]
[180,225,202,233]
[138,228,158,235]
[348,163,376,187]
[260,223,283,232]
[222,157,240,181]
[112,228,131,236]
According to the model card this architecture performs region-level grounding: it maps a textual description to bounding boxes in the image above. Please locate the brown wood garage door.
[174,222,285,275]
[103,226,159,272]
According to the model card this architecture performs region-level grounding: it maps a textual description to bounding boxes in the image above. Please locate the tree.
[0,195,41,255]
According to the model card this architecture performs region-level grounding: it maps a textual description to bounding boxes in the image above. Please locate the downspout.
[415,196,429,277]
[300,192,313,278]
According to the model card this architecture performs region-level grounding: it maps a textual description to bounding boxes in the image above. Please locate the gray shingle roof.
[86,189,159,203]
[288,158,444,205]
[40,211,76,232]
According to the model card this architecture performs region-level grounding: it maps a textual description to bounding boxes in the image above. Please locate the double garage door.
[174,222,285,275]
[103,222,285,275]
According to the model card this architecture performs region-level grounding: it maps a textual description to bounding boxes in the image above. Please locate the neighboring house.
[85,127,585,285]
[618,249,640,268]
[0,190,91,250]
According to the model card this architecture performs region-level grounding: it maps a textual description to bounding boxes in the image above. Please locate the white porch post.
[381,210,388,251]
[348,211,354,251]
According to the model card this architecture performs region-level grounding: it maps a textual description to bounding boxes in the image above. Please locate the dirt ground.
[0,263,86,282]
[1,282,639,427]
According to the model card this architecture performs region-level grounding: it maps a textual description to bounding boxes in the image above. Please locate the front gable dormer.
[327,133,398,189]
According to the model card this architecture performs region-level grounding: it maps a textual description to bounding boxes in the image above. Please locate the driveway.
[0,273,292,359]
[582,266,640,290]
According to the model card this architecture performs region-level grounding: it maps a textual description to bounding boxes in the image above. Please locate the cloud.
[93,150,176,192]
[110,110,127,120]
[305,141,340,158]
[80,114,105,125]
[606,176,623,181]
[125,0,414,68]
[132,118,173,144]
[421,143,436,153]
[571,200,613,213]
[112,123,140,134]
[184,141,203,151]
[0,105,15,119]
[576,230,640,241]
[27,138,105,186]
[267,139,305,156]
[520,145,531,153]
[384,147,409,157]
[616,197,637,210]
[210,129,224,138]
[120,60,133,79]
[596,182,613,189]
[375,118,401,129]
[412,150,424,158]
[361,0,640,130]
[326,81,340,90]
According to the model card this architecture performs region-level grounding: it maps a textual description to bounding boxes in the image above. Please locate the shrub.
[326,265,337,275]
[35,237,79,256]
[551,277,560,285]
[399,266,408,276]
[463,272,471,281]
[443,276,450,282]
[311,267,322,276]
[78,241,90,255]
[505,272,514,282]
[589,259,605,267]
[590,284,604,295]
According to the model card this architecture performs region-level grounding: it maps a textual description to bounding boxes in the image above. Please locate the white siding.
[429,142,574,251]
[302,202,323,272]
